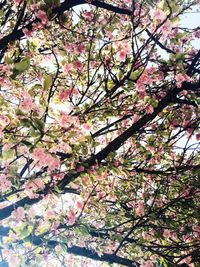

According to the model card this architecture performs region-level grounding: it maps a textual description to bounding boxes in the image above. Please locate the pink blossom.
[58,88,79,102]
[63,63,73,75]
[5,253,20,267]
[194,29,200,38]
[73,60,83,71]
[59,112,70,127]
[46,155,60,171]
[98,191,106,199]
[51,221,59,232]
[76,200,83,210]
[12,207,25,222]
[195,133,200,140]
[175,73,191,88]
[132,114,140,123]
[32,147,46,162]
[0,114,10,128]
[123,42,131,54]
[20,90,34,112]
[83,174,90,185]
[44,210,55,220]
[58,89,71,102]
[105,242,115,254]
[59,112,79,128]
[24,178,45,198]
[160,20,172,37]
[179,256,192,266]
[0,174,12,193]
[22,28,33,38]
[138,90,146,100]
[146,105,154,114]
[14,0,21,4]
[36,10,48,25]
[81,123,91,133]
[105,29,113,39]
[32,178,45,189]
[64,43,74,53]
[0,128,3,138]
[135,200,145,216]
[55,245,62,253]
[67,210,76,225]
[181,90,187,96]
[116,50,127,61]
[151,9,166,21]
[52,173,64,181]
[28,207,35,219]
[142,232,151,241]
[193,225,200,238]
[77,166,85,172]
[83,11,94,22]
[30,4,37,11]
[141,260,154,267]
[75,43,86,54]
[163,229,171,238]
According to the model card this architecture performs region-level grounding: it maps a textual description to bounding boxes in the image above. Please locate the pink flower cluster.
[58,88,79,102]
[3,249,20,267]
[59,112,80,129]
[64,43,86,55]
[11,207,25,222]
[14,0,21,4]
[82,11,94,22]
[0,174,12,193]
[22,28,33,38]
[175,73,191,88]
[31,147,60,171]
[24,177,45,198]
[63,60,83,76]
[19,90,34,112]
[36,10,48,25]
[163,229,177,240]
[115,42,131,61]
[141,260,154,267]
[135,200,145,216]
[67,210,76,225]
[179,256,192,266]
[150,8,166,22]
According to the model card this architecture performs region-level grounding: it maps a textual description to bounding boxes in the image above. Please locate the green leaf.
[60,243,68,253]
[2,149,14,160]
[107,80,115,90]
[32,118,44,131]
[20,225,33,239]
[4,55,13,64]
[43,75,52,90]
[144,96,151,104]
[151,99,159,108]
[175,53,184,61]
[75,225,90,236]
[29,129,41,138]
[21,140,33,147]
[129,68,143,80]
[117,70,123,80]
[15,58,30,72]
[0,96,4,106]
[132,92,138,100]
[195,98,200,105]
[20,118,31,127]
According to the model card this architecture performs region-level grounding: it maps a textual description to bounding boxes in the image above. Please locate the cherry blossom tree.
[0,0,200,266]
